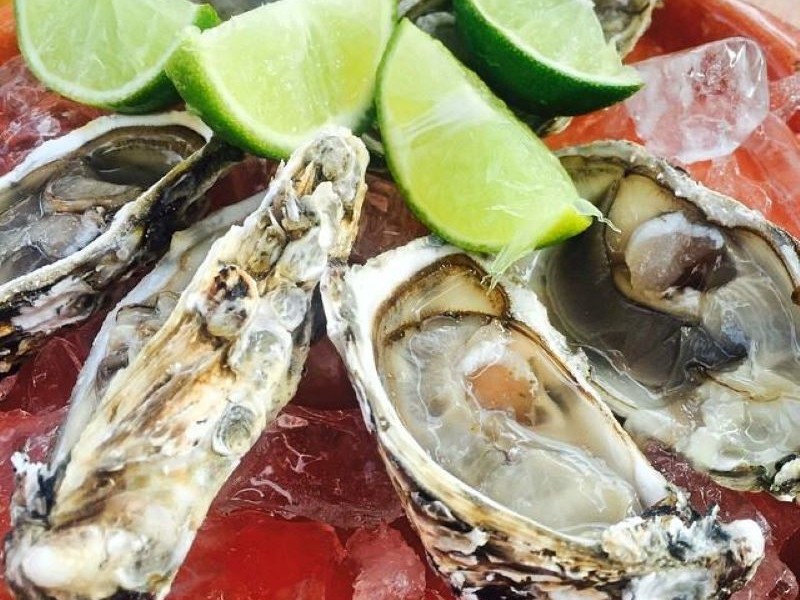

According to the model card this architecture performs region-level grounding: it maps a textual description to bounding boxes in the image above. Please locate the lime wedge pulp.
[453,0,642,116]
[166,0,395,158]
[378,20,591,272]
[15,0,219,113]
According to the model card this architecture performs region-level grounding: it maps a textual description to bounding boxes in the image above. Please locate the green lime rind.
[166,0,395,159]
[15,1,219,114]
[453,0,642,117]
[165,28,272,155]
[377,20,590,261]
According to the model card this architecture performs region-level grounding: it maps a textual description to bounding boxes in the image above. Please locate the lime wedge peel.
[15,0,219,113]
[453,0,642,116]
[377,20,592,275]
[166,0,395,159]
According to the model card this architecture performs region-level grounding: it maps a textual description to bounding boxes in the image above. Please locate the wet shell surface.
[0,112,242,375]
[323,236,764,599]
[5,129,368,600]
[534,141,800,501]
[50,193,262,470]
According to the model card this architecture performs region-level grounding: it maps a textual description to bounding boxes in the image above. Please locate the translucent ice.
[770,72,800,128]
[688,112,800,239]
[0,57,102,175]
[171,511,350,600]
[351,174,428,264]
[625,37,769,164]
[347,524,426,600]
[214,406,404,529]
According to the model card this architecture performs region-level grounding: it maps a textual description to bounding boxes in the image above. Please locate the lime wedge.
[15,0,219,113]
[378,20,591,272]
[453,0,642,116]
[166,0,395,158]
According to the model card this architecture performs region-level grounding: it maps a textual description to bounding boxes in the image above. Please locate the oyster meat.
[539,141,800,500]
[5,129,368,600]
[0,112,242,374]
[324,236,763,599]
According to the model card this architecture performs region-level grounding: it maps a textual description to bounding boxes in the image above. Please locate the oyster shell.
[538,140,800,500]
[593,0,660,56]
[323,236,764,599]
[51,193,262,469]
[6,129,368,600]
[0,112,242,374]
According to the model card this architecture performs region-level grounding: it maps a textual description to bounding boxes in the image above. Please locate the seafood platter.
[0,0,798,598]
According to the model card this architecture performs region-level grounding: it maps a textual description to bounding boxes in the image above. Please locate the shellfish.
[5,129,368,600]
[536,140,800,501]
[0,112,242,374]
[323,236,764,599]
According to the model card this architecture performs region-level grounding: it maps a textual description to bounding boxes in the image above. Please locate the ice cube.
[171,511,350,599]
[351,174,428,264]
[0,408,65,538]
[292,338,358,410]
[347,524,426,600]
[0,57,102,175]
[214,405,404,529]
[545,102,641,151]
[625,37,769,164]
[1,313,102,413]
[731,544,799,600]
[770,72,800,125]
[688,112,800,239]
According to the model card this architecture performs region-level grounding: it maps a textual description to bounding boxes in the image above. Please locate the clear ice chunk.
[625,37,769,164]
[347,524,427,600]
[770,72,800,124]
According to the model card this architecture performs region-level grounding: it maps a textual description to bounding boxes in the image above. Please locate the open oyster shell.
[5,129,368,600]
[323,237,763,599]
[536,141,800,501]
[0,112,242,375]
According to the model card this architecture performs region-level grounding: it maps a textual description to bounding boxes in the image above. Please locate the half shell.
[536,141,800,501]
[0,112,242,374]
[323,236,763,599]
[5,129,368,600]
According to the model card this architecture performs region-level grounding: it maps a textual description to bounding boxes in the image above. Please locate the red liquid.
[1,2,800,598]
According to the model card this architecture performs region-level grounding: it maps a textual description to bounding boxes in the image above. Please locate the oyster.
[51,193,262,469]
[538,140,800,500]
[323,237,763,599]
[593,0,659,56]
[0,112,242,374]
[6,129,368,600]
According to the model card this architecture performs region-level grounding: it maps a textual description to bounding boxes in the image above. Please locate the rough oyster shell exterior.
[5,129,368,600]
[0,112,241,374]
[50,193,262,469]
[323,237,764,599]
